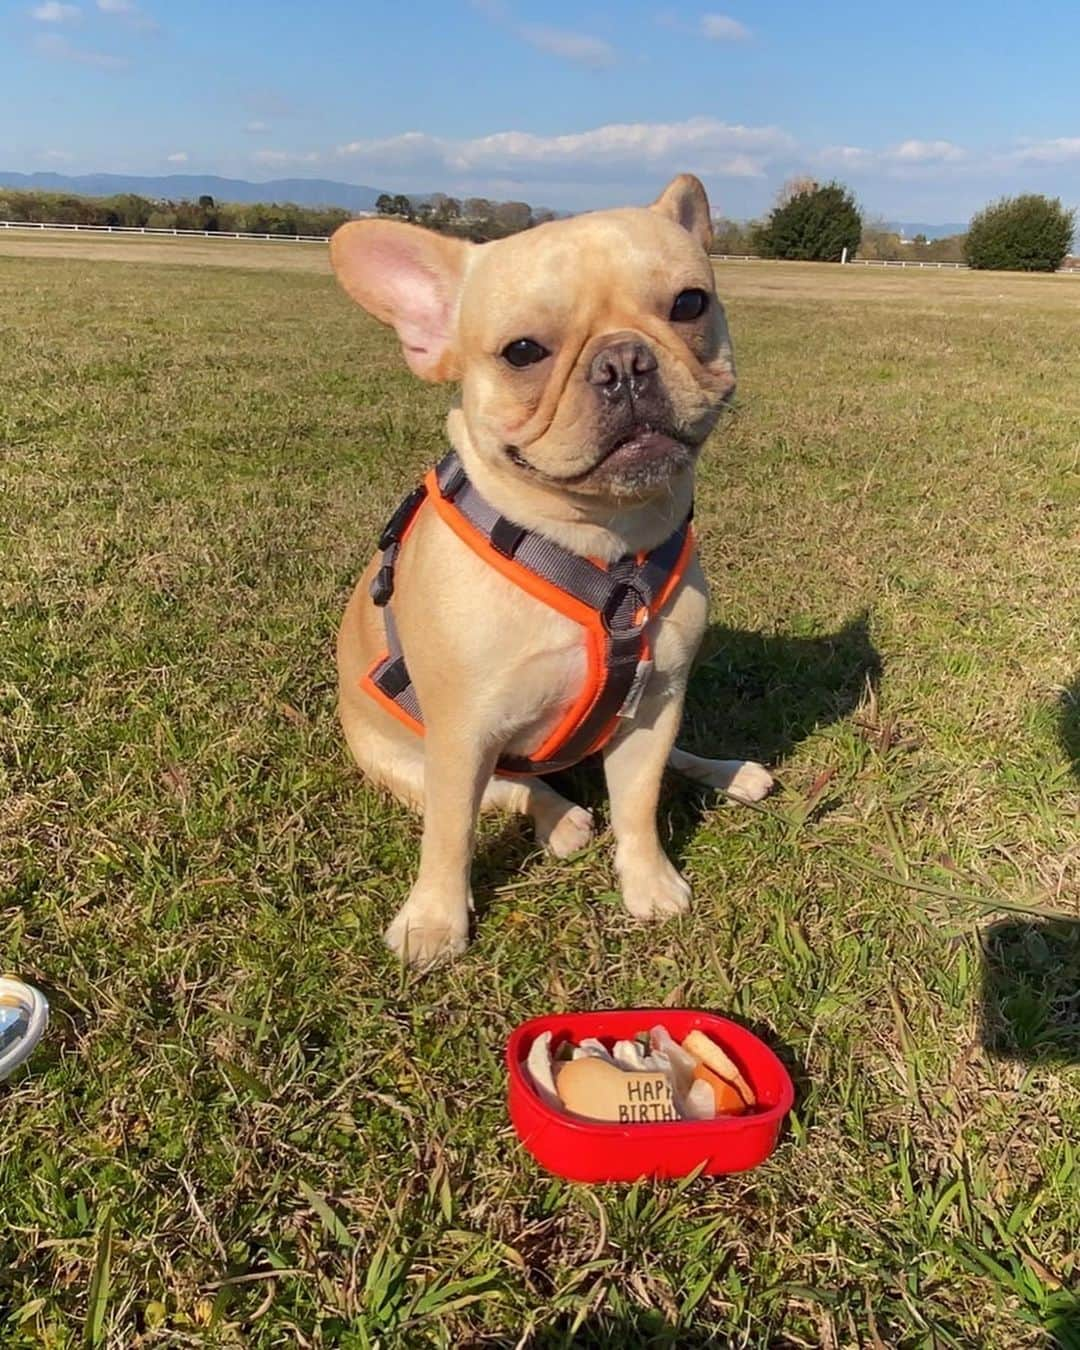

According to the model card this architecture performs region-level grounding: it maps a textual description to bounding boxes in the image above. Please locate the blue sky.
[2,0,1079,220]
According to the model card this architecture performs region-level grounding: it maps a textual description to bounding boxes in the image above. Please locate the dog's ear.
[650,174,712,250]
[330,219,472,381]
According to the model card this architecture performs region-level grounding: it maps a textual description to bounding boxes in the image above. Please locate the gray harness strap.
[367,450,691,776]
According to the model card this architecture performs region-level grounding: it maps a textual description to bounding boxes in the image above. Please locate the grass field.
[1,232,1079,1347]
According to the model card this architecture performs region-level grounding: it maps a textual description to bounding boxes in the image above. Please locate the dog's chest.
[499,570,708,755]
[397,508,708,757]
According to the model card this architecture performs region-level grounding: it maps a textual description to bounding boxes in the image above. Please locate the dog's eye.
[501,338,549,368]
[670,288,709,322]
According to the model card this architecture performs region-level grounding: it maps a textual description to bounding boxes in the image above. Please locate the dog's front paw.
[384,896,469,968]
[537,804,594,859]
[616,852,692,922]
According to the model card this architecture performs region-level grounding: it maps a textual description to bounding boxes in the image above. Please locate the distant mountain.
[887,221,968,240]
[0,171,384,211]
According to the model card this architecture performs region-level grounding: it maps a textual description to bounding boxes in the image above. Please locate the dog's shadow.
[472,613,881,896]
[680,611,881,768]
[981,916,1080,1348]
[543,611,881,864]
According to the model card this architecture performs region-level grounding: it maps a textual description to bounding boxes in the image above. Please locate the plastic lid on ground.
[0,977,49,1082]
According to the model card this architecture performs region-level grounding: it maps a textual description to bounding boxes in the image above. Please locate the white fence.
[0,225,962,260]
[0,219,334,243]
[4,222,1073,272]
[711,252,969,270]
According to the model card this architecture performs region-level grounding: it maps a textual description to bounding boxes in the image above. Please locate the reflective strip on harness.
[362,450,694,776]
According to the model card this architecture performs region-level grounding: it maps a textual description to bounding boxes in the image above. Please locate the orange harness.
[362,451,695,776]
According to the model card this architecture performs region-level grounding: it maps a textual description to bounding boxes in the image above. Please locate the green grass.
[1,244,1079,1347]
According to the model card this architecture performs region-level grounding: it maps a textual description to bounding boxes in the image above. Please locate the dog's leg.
[383,727,494,968]
[667,747,774,804]
[484,778,594,859]
[343,697,591,857]
[603,696,691,921]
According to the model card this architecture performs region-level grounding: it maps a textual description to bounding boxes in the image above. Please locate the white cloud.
[44,148,75,161]
[334,117,793,185]
[30,2,80,21]
[517,25,615,67]
[471,0,617,68]
[134,116,1080,217]
[166,151,188,164]
[1006,137,1080,165]
[96,0,131,9]
[891,139,964,163]
[815,139,966,175]
[253,149,322,165]
[817,145,875,170]
[701,13,750,41]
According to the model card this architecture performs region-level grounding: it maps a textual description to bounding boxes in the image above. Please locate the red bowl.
[506,1008,794,1183]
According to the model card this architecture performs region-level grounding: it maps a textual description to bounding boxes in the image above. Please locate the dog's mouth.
[506,425,699,489]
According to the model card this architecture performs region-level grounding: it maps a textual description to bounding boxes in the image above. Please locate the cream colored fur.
[330,175,773,966]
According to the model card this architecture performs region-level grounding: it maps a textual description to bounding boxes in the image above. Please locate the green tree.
[710,216,755,255]
[375,193,395,215]
[102,193,154,227]
[926,233,966,263]
[430,194,461,224]
[494,200,532,232]
[753,181,862,262]
[965,194,1075,272]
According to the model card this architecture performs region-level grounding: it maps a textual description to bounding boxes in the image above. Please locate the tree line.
[0,189,353,237]
[0,186,560,242]
[2,181,1074,270]
[713,178,1075,271]
[374,192,559,241]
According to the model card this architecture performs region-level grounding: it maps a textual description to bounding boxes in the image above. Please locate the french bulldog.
[331,173,773,966]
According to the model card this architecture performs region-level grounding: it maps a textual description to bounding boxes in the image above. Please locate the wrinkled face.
[330,174,735,502]
[457,209,734,499]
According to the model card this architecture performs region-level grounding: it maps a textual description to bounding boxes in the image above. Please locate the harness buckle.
[437,458,468,501]
[490,517,527,559]
[370,564,396,607]
[378,484,427,551]
[375,656,410,698]
[601,579,650,637]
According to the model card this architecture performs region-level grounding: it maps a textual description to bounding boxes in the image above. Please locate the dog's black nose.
[587,339,658,400]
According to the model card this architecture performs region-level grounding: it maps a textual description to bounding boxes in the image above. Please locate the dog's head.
[330,175,734,502]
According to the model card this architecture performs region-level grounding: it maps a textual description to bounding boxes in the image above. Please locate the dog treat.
[570,1037,616,1063]
[649,1025,701,1089]
[612,1037,671,1072]
[524,1030,563,1110]
[692,1063,748,1115]
[682,1030,755,1107]
[523,1022,757,1125]
[682,1077,718,1120]
[555,1058,678,1123]
[612,1039,648,1070]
